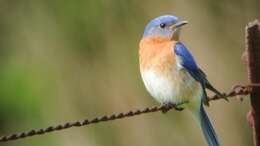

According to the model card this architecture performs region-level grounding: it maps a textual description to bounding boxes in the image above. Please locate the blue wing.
[174,42,203,83]
[175,42,221,145]
[174,42,223,102]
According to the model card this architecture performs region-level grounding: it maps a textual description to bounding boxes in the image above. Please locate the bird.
[139,15,223,146]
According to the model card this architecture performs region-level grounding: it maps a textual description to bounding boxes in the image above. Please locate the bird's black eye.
[159,23,166,28]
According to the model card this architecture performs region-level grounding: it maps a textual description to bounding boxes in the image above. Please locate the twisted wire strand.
[0,84,259,142]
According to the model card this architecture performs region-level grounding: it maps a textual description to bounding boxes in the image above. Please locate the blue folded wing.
[174,42,203,82]
[174,42,223,103]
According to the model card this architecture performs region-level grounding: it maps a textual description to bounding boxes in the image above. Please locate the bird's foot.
[161,103,174,114]
[161,101,187,114]
[174,106,184,111]
[174,101,188,111]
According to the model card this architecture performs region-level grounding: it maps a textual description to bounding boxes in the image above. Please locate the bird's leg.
[174,105,184,111]
[174,100,189,111]
[161,103,174,113]
[161,101,187,114]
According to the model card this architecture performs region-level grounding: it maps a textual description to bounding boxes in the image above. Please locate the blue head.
[143,15,188,40]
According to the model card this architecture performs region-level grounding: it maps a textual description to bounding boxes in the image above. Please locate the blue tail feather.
[199,106,219,146]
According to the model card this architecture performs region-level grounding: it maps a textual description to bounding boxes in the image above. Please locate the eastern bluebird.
[139,15,223,146]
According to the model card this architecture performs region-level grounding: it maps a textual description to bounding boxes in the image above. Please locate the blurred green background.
[0,0,259,146]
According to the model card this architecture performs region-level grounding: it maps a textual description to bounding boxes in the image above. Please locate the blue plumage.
[174,42,220,146]
[174,42,206,83]
[174,42,207,98]
[174,42,198,73]
[140,15,222,146]
[199,105,219,146]
[174,42,223,101]
[143,15,179,38]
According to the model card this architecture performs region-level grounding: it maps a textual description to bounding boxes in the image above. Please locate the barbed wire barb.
[0,84,259,142]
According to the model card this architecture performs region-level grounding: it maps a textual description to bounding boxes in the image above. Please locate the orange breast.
[139,37,177,75]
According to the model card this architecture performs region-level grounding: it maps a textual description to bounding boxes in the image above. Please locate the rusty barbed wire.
[0,84,259,142]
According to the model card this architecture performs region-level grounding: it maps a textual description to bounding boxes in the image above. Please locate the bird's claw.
[174,106,184,111]
[161,103,174,113]
[161,101,187,114]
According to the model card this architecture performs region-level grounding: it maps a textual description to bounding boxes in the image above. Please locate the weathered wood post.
[245,20,260,146]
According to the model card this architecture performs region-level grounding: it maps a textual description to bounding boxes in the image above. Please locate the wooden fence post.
[245,20,260,146]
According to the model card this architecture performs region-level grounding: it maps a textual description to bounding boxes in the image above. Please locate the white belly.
[141,69,202,105]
